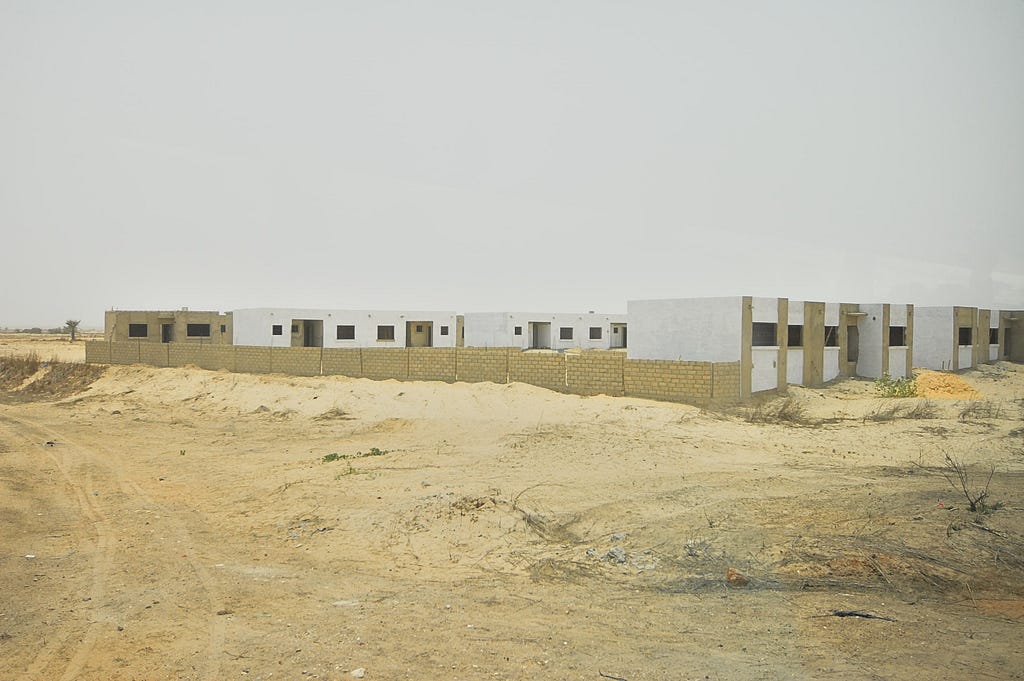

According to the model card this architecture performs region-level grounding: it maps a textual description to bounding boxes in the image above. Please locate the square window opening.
[958,327,972,346]
[377,325,395,341]
[337,325,355,340]
[128,323,148,338]
[272,325,283,336]
[824,326,839,347]
[220,324,226,333]
[889,326,906,347]
[589,326,602,340]
[514,326,522,336]
[440,326,449,335]
[752,322,777,347]
[559,327,573,341]
[787,325,803,348]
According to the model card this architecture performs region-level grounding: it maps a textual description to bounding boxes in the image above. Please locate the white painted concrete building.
[232,308,459,348]
[627,296,787,395]
[461,312,627,351]
[913,306,976,371]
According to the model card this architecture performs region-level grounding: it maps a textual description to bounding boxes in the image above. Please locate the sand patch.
[914,370,982,399]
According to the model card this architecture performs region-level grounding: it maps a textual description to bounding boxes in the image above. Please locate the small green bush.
[875,373,917,398]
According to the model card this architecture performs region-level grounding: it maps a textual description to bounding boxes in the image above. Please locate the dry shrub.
[863,402,906,422]
[958,400,1003,422]
[904,399,939,419]
[746,398,812,426]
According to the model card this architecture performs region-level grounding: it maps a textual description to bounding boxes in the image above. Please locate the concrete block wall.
[456,347,509,383]
[566,351,624,396]
[139,343,170,367]
[509,351,566,392]
[235,346,272,374]
[409,347,456,382]
[85,341,111,364]
[109,341,141,365]
[323,348,363,377]
[361,348,409,381]
[169,344,234,371]
[90,342,751,406]
[624,359,713,402]
[711,362,742,402]
[273,347,322,376]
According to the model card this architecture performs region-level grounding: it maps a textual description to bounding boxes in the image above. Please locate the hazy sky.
[2,1,1022,328]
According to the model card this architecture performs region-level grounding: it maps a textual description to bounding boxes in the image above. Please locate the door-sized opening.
[846,325,859,362]
[406,321,433,347]
[610,323,627,348]
[292,319,324,347]
[529,322,551,349]
[161,323,174,343]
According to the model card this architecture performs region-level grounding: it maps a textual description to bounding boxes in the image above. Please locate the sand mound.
[914,370,981,399]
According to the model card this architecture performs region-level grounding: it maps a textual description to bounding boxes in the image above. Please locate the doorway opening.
[161,323,174,343]
[406,321,433,347]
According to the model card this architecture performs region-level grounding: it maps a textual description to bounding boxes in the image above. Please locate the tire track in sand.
[1,413,226,681]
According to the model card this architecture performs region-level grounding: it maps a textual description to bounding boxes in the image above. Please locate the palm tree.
[66,319,81,342]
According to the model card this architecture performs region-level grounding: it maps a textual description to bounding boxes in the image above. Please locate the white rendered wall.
[232,308,459,348]
[462,313,509,347]
[958,345,974,369]
[627,297,744,361]
[786,300,804,385]
[787,348,803,385]
[824,348,840,382]
[463,312,626,350]
[913,307,955,370]
[888,347,907,379]
[751,297,781,323]
[890,304,908,327]
[751,347,779,392]
[989,310,1000,361]
[856,304,885,378]
[825,303,840,327]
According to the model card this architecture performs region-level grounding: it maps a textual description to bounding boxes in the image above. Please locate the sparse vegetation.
[958,400,1002,422]
[863,402,906,422]
[746,398,812,425]
[322,446,390,463]
[904,399,939,419]
[875,373,917,398]
[939,453,996,514]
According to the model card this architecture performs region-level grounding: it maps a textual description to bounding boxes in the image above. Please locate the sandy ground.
[1,335,1022,680]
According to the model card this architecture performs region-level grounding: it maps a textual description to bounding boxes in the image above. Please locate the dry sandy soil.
[1,335,1023,680]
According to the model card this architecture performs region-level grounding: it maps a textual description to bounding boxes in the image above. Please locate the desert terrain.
[1,334,1022,680]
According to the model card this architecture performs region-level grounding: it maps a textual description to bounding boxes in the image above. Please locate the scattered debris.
[828,610,896,622]
[350,668,365,678]
[601,547,628,564]
[726,567,749,587]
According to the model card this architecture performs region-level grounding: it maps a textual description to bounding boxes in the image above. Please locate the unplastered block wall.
[89,343,749,405]
[169,344,234,371]
[509,351,566,392]
[322,349,363,377]
[361,348,409,380]
[712,362,742,401]
[566,351,624,396]
[273,348,322,376]
[409,347,456,382]
[456,348,509,384]
[234,346,272,374]
[624,359,713,402]
[105,310,231,344]
[85,341,111,364]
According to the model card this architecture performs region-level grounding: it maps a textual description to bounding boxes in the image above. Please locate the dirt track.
[1,337,1022,680]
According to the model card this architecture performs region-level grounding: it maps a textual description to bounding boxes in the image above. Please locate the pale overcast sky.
[2,1,1022,329]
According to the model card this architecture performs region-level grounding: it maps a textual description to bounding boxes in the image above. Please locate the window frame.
[377,325,396,342]
[128,323,149,338]
[336,324,355,340]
